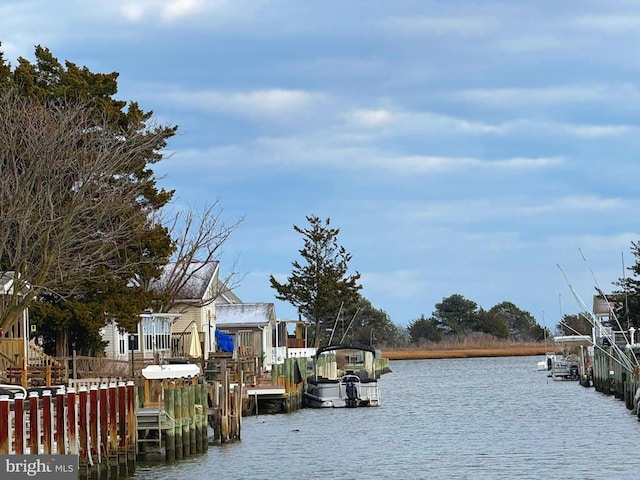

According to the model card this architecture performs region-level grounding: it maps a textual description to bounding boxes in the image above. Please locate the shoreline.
[382,345,552,360]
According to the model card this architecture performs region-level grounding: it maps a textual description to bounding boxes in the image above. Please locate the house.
[101,311,180,362]
[159,261,241,359]
[215,302,287,371]
[101,260,243,361]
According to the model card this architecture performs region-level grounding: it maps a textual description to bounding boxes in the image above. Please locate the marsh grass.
[383,336,554,360]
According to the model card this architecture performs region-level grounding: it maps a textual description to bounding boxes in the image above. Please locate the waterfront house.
[215,302,286,371]
[101,311,181,362]
[161,261,241,359]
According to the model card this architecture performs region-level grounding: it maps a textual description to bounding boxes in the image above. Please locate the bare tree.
[0,91,172,331]
[147,201,245,312]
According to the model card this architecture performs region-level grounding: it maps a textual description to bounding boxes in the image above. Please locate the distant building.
[215,302,286,371]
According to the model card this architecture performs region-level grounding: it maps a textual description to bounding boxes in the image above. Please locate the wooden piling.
[164,383,176,462]
[15,393,25,454]
[127,380,137,465]
[56,389,65,456]
[29,391,39,454]
[89,386,99,461]
[42,390,53,454]
[67,388,78,455]
[174,382,183,460]
[108,384,118,458]
[0,395,8,454]
[79,387,89,466]
[99,384,108,459]
[189,383,197,453]
[117,382,128,475]
[182,383,190,456]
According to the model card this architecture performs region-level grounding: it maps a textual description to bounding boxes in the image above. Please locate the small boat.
[540,335,591,381]
[304,344,380,408]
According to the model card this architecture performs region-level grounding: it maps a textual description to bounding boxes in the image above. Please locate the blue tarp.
[215,329,235,353]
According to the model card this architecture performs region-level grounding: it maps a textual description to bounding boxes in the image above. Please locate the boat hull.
[304,377,380,408]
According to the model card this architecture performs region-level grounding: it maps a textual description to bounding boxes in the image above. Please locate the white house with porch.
[101,311,181,361]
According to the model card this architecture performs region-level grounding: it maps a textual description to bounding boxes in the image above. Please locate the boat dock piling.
[591,344,640,410]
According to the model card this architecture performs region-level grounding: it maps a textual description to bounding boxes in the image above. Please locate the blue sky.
[2,0,639,330]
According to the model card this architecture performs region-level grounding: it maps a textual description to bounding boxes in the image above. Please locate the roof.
[216,303,275,327]
[154,261,219,300]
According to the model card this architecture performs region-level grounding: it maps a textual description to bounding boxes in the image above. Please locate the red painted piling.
[89,386,99,460]
[99,384,108,458]
[55,389,65,454]
[29,391,39,454]
[14,393,25,454]
[118,382,127,451]
[42,390,53,454]
[78,387,88,463]
[67,388,78,455]
[108,383,118,456]
[0,395,9,454]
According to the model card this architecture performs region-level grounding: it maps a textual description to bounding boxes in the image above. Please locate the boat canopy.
[315,344,376,357]
[552,335,592,343]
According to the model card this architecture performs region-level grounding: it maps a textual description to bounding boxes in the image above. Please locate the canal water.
[129,356,640,479]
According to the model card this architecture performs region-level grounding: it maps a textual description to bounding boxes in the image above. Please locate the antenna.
[622,251,630,329]
[327,302,343,346]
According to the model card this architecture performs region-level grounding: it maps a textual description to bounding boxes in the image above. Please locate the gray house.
[215,302,286,371]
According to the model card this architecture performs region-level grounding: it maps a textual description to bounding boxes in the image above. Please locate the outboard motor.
[569,365,579,379]
[345,380,358,407]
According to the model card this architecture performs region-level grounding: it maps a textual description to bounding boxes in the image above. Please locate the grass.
[382,339,555,360]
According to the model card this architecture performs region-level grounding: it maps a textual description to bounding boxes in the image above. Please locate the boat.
[304,344,380,408]
[540,335,591,380]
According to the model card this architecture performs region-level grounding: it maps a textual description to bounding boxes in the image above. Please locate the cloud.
[159,88,326,119]
[454,84,640,107]
[348,109,394,127]
[346,108,504,135]
[573,14,640,34]
[116,0,222,23]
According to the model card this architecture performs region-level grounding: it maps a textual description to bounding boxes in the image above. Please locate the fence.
[0,382,137,479]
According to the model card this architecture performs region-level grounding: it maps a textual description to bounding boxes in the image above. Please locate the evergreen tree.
[270,215,361,348]
[0,45,176,354]
[407,314,442,344]
[489,301,544,341]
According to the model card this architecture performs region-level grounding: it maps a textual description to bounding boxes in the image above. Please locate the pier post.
[108,383,118,465]
[200,384,209,451]
[78,387,89,473]
[190,382,198,453]
[29,391,40,454]
[165,383,176,462]
[55,388,65,455]
[42,390,53,455]
[117,382,128,476]
[67,388,78,456]
[182,382,190,456]
[15,393,25,454]
[0,395,9,454]
[127,380,137,473]
[174,382,183,459]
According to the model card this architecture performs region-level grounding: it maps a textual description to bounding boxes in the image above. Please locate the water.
[130,356,640,479]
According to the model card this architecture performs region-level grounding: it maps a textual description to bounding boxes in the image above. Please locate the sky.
[2,0,640,331]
